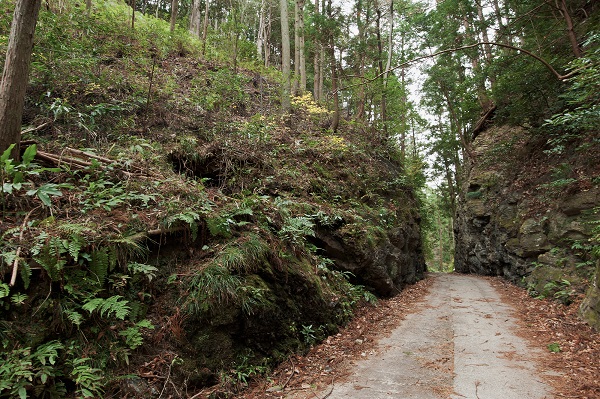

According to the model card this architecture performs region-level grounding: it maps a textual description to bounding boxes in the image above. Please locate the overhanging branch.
[338,41,575,94]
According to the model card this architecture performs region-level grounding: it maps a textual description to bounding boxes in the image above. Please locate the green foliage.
[184,265,243,315]
[278,216,315,247]
[0,341,64,399]
[189,68,248,113]
[119,319,155,350]
[300,324,317,345]
[1,144,69,212]
[537,279,575,305]
[69,358,104,398]
[165,211,201,241]
[82,295,131,320]
[207,206,253,238]
[544,33,600,135]
[547,342,561,353]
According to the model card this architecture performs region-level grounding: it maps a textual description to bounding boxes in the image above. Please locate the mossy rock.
[580,261,600,331]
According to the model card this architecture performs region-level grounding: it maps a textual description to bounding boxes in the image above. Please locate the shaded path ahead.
[319,273,556,399]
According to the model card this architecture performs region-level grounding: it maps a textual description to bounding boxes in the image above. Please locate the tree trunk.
[280,0,291,114]
[86,0,92,16]
[155,0,161,18]
[0,0,42,159]
[555,0,582,58]
[131,0,135,29]
[201,0,210,57]
[257,0,266,62]
[293,0,300,96]
[327,0,339,132]
[382,0,394,133]
[264,8,272,67]
[374,0,385,127]
[190,0,201,37]
[313,0,320,102]
[355,0,365,120]
[297,0,306,93]
[170,0,178,32]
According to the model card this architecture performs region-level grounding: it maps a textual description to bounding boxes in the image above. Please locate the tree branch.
[338,41,574,94]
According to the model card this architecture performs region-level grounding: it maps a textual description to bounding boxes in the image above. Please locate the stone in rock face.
[581,261,600,330]
[454,126,600,329]
[315,220,426,296]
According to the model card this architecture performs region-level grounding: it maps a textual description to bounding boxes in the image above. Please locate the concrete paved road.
[320,273,556,399]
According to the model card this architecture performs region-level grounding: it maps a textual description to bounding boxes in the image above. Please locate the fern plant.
[165,211,201,240]
[82,295,131,320]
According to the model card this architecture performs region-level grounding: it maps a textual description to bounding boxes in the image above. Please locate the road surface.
[317,273,557,399]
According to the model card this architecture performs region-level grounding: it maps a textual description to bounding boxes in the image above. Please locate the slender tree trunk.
[443,160,456,217]
[476,1,493,64]
[131,0,135,29]
[264,9,272,67]
[374,0,385,126]
[86,0,92,16]
[280,0,291,114]
[356,0,365,120]
[382,0,394,133]
[297,0,306,93]
[190,0,201,37]
[327,0,339,132]
[555,0,581,57]
[313,0,320,101]
[201,0,210,57]
[257,0,266,61]
[293,0,300,95]
[230,3,239,73]
[170,0,178,32]
[490,0,507,43]
[0,0,42,159]
[155,0,161,18]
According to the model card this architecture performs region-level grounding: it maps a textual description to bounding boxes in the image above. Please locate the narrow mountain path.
[237,273,599,399]
[316,273,555,399]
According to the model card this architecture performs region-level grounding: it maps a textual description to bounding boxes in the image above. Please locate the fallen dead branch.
[32,146,160,179]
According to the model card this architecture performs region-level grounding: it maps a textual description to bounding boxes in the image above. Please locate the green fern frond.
[127,262,158,281]
[165,211,201,241]
[57,223,92,235]
[64,308,84,327]
[67,235,85,262]
[89,249,109,283]
[82,295,130,320]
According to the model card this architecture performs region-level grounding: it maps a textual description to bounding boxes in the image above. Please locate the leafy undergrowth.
[0,1,423,398]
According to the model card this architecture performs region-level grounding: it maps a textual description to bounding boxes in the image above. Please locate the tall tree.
[280,0,291,114]
[293,0,307,94]
[0,0,42,159]
[170,0,179,32]
[326,0,339,131]
[201,0,210,56]
[190,0,202,37]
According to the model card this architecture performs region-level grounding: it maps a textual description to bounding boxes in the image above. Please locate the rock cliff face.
[454,126,600,329]
[316,218,425,296]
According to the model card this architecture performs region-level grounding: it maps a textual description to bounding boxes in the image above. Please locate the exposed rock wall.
[454,126,600,329]
[316,217,426,296]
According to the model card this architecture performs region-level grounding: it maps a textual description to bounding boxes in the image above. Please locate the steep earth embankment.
[454,125,600,328]
[0,12,425,396]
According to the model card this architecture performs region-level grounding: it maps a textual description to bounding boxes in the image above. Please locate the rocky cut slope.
[0,3,426,396]
[454,125,600,328]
